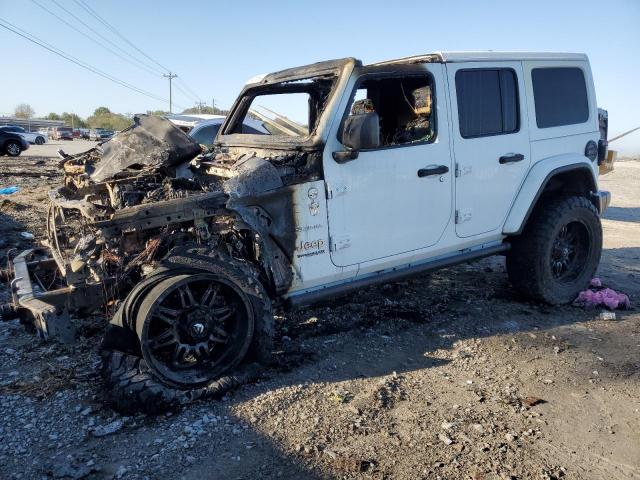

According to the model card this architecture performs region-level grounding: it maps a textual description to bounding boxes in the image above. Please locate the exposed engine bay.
[4,61,347,406]
[9,114,323,343]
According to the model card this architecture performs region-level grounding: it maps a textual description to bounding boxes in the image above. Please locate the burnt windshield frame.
[220,76,337,139]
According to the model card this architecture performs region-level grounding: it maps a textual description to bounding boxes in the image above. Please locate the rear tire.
[5,140,21,157]
[507,196,602,304]
[35,136,45,145]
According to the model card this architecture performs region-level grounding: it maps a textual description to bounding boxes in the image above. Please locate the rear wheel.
[5,140,21,157]
[35,136,45,145]
[507,196,602,304]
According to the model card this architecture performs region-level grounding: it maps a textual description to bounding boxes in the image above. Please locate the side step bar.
[287,243,510,308]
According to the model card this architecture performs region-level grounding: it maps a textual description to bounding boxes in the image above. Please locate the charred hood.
[68,115,202,183]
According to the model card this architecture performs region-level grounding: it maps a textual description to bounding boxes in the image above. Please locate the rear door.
[446,62,530,238]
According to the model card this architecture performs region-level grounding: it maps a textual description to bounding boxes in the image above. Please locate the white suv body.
[11,52,610,402]
[221,52,605,302]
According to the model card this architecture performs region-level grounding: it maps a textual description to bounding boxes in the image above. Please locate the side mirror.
[334,112,380,163]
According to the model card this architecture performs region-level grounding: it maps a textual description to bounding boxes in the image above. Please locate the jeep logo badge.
[191,323,205,335]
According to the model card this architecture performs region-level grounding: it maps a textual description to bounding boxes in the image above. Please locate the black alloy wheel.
[136,273,255,388]
[549,221,590,282]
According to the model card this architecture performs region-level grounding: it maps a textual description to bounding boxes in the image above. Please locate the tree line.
[12,103,228,131]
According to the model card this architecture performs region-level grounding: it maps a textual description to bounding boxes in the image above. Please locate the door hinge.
[329,235,351,252]
[455,210,472,224]
[455,163,472,178]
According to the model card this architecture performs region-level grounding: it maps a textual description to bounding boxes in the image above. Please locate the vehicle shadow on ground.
[174,255,640,479]
[603,207,640,224]
[5,249,636,479]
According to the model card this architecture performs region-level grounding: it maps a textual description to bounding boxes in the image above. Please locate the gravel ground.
[0,142,638,479]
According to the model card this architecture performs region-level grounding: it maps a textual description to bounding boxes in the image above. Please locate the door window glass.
[455,69,519,138]
[190,124,220,144]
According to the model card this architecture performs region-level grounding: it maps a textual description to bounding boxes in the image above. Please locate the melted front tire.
[101,252,274,413]
[101,350,261,414]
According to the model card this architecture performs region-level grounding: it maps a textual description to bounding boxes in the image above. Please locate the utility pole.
[212,98,215,112]
[195,101,206,113]
[163,72,178,113]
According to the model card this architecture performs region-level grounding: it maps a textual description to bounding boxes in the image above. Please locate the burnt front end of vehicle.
[7,59,355,406]
[7,115,211,341]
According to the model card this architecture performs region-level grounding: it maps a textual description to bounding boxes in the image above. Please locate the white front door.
[324,65,453,267]
[446,62,531,238]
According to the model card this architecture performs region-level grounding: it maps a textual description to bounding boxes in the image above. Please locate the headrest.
[411,86,432,115]
[351,98,375,115]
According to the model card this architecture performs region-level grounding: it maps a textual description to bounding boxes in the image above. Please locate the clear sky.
[1,0,639,153]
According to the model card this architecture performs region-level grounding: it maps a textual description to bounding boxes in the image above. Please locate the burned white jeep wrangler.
[6,52,611,411]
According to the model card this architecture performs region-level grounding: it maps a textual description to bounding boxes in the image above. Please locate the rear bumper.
[593,190,611,214]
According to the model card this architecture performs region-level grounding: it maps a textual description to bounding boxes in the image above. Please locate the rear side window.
[455,69,519,138]
[532,67,588,128]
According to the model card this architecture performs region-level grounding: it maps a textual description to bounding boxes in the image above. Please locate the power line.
[72,0,204,103]
[176,78,202,102]
[0,18,184,109]
[73,0,170,73]
[173,82,200,104]
[30,0,160,78]
[49,0,165,76]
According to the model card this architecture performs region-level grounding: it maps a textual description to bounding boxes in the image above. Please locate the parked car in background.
[79,128,90,139]
[89,128,114,141]
[0,128,29,156]
[0,125,47,145]
[51,127,74,140]
[72,129,81,139]
[165,114,224,133]
[188,117,268,145]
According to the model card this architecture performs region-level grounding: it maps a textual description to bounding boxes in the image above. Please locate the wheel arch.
[503,155,598,236]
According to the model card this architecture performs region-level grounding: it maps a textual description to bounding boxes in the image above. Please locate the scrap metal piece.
[10,249,76,343]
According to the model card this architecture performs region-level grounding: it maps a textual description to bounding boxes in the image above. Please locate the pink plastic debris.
[590,277,602,288]
[574,286,631,310]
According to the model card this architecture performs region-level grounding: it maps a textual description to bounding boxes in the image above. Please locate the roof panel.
[368,51,587,66]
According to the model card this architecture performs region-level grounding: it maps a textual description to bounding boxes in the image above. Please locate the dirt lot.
[0,141,638,480]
